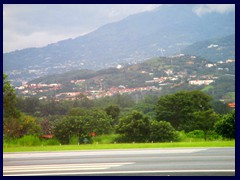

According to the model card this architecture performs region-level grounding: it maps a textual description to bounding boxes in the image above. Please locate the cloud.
[193,4,235,16]
[5,4,234,53]
[3,4,161,53]
[3,29,77,52]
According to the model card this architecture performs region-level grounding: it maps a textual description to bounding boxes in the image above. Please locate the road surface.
[3,147,235,176]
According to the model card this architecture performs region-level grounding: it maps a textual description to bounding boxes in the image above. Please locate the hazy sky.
[3,4,235,53]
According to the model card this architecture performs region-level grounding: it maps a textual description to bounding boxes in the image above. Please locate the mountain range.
[3,4,235,84]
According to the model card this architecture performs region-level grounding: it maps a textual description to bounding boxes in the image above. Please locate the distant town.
[13,56,235,104]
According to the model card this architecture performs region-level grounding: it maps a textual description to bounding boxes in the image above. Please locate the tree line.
[3,74,235,144]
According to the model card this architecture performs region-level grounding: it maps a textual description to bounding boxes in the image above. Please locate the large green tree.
[116,111,150,142]
[3,74,21,138]
[54,109,113,144]
[156,90,212,131]
[3,74,20,118]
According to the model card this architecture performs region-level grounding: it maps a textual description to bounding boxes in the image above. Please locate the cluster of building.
[54,86,157,100]
[14,57,235,102]
[15,83,62,95]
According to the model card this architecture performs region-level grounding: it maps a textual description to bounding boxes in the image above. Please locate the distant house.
[189,80,214,86]
[226,59,235,63]
[205,64,216,68]
[228,102,235,108]
[41,134,54,139]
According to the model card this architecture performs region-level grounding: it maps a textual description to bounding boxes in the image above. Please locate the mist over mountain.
[3,4,235,82]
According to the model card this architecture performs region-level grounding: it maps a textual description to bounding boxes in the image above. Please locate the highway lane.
[3,147,235,176]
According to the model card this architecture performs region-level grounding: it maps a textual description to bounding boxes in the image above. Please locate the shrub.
[116,111,151,142]
[92,134,120,144]
[174,131,187,142]
[69,135,79,145]
[18,135,41,146]
[215,110,235,139]
[41,138,60,146]
[186,130,204,139]
[149,120,178,142]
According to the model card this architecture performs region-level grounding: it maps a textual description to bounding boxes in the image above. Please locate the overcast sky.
[3,4,235,53]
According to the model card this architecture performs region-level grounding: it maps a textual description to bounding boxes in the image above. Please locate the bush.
[92,134,121,144]
[186,130,204,139]
[149,120,178,142]
[116,111,151,142]
[3,138,18,147]
[215,110,235,139]
[114,134,135,143]
[41,138,60,146]
[69,135,79,145]
[174,131,187,142]
[207,131,222,141]
[18,135,41,146]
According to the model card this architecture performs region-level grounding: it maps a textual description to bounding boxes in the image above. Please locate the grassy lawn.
[3,140,235,152]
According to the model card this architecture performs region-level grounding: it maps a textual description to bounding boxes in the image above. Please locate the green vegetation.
[54,110,113,144]
[3,74,235,152]
[201,85,214,92]
[4,135,60,147]
[215,110,235,139]
[156,90,212,131]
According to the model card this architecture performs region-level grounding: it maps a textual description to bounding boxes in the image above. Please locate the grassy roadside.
[3,140,235,152]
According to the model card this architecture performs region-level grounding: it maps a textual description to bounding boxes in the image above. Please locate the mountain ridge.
[4,4,235,84]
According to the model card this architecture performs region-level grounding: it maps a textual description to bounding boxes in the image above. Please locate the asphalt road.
[3,147,235,176]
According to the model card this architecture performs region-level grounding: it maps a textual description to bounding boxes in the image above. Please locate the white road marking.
[3,148,207,158]
[4,169,235,176]
[3,162,134,175]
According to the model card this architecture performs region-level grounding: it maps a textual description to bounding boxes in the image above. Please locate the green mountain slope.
[182,34,235,62]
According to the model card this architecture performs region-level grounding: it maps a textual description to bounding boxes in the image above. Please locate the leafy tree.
[112,94,135,108]
[191,109,219,140]
[149,120,177,142]
[54,116,83,144]
[3,117,22,138]
[16,97,41,115]
[4,114,41,138]
[40,100,68,116]
[73,94,94,108]
[67,107,88,116]
[20,115,42,136]
[215,110,235,139]
[105,105,120,125]
[54,109,113,144]
[116,111,150,142]
[156,90,212,131]
[3,74,22,139]
[3,74,20,118]
[82,109,113,135]
[132,94,158,118]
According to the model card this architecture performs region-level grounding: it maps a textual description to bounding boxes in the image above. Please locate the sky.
[3,4,235,53]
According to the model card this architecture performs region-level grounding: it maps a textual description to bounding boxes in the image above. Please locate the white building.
[189,80,215,86]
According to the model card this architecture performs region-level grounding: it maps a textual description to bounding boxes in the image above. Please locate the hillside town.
[14,57,235,105]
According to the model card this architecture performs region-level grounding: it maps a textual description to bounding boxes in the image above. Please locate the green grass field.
[3,140,235,152]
